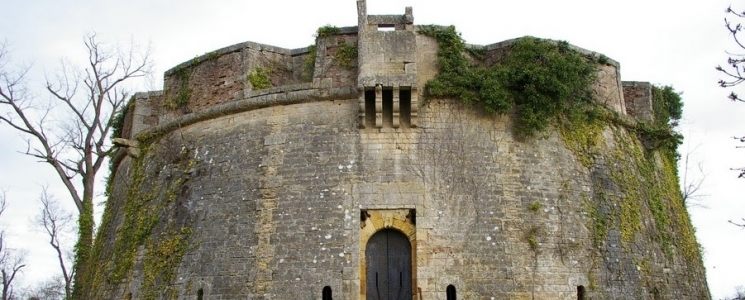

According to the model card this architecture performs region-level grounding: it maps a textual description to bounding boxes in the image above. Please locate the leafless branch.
[718,7,745,102]
[33,188,74,300]
[19,275,66,300]
[730,218,745,228]
[718,7,745,230]
[1,34,152,213]
[0,34,151,298]
[0,191,26,300]
[680,143,708,208]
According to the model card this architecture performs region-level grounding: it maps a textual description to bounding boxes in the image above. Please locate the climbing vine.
[335,41,358,68]
[302,45,317,81]
[419,26,697,262]
[418,25,599,137]
[641,85,684,163]
[164,67,193,109]
[566,121,698,264]
[651,85,683,127]
[81,136,196,298]
[110,100,132,140]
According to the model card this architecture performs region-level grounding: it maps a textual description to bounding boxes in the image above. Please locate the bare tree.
[20,276,65,300]
[0,191,26,300]
[680,143,708,208]
[718,6,745,229]
[729,218,745,228]
[722,286,745,300]
[0,35,152,297]
[32,188,74,300]
[719,6,745,103]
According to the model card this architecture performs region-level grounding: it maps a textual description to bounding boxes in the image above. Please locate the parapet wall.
[160,41,312,119]
[481,37,626,114]
[125,29,652,142]
[126,28,363,139]
[623,81,654,123]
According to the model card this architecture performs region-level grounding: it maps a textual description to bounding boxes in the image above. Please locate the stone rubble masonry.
[85,0,710,299]
[623,81,655,123]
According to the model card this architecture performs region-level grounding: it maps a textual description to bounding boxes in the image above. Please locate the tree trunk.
[72,199,93,300]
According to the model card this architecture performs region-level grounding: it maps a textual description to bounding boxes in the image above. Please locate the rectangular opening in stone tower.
[382,88,393,128]
[378,24,395,32]
[365,89,376,128]
[399,88,411,128]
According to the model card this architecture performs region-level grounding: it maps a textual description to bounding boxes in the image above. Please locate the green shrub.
[247,67,272,90]
[418,26,599,137]
[316,25,340,38]
[302,45,317,81]
[335,41,358,68]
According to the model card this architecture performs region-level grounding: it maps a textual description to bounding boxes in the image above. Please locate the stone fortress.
[81,1,710,299]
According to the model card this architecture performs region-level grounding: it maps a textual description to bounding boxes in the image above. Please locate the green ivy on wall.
[164,68,193,110]
[302,45,317,81]
[420,25,698,272]
[418,25,599,137]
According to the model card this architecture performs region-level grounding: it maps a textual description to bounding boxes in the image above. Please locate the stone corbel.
[112,138,140,158]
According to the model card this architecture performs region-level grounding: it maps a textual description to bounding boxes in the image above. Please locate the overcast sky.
[0,0,743,298]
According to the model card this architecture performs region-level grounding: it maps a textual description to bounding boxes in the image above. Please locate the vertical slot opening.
[382,88,393,128]
[447,284,456,300]
[399,88,411,128]
[365,89,376,128]
[322,286,332,300]
[577,285,586,300]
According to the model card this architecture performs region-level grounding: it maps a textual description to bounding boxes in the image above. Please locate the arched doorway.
[365,229,412,300]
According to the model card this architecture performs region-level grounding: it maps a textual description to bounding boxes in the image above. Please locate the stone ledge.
[138,86,358,139]
[165,41,300,77]
[480,36,620,68]
[248,83,314,97]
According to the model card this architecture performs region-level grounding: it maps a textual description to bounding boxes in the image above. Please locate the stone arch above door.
[359,209,417,300]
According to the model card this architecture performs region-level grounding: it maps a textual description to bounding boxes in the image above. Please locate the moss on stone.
[80,137,196,298]
[247,67,272,90]
[141,228,193,300]
[524,226,542,252]
[608,127,645,246]
[584,188,608,248]
[527,201,541,212]
[565,119,702,268]
[558,118,605,168]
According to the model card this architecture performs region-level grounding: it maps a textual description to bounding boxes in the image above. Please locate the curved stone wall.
[81,6,709,299]
[86,95,708,299]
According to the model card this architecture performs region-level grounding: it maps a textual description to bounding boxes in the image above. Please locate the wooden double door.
[365,229,412,300]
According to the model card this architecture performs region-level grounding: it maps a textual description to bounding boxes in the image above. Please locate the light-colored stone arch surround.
[359,209,417,300]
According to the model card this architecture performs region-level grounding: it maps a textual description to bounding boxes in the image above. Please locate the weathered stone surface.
[623,81,655,123]
[84,1,710,300]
